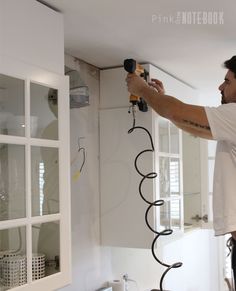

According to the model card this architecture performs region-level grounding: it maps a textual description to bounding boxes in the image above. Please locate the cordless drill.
[124,59,149,112]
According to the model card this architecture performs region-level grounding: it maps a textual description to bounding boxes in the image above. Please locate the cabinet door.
[100,108,157,248]
[182,132,211,230]
[0,56,71,290]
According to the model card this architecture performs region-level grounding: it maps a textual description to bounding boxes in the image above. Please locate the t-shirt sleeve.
[205,104,236,142]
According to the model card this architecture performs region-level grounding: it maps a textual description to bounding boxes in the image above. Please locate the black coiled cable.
[128,118,182,291]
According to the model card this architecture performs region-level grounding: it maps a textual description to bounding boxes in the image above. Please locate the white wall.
[60,55,113,291]
[110,229,220,291]
[163,229,220,291]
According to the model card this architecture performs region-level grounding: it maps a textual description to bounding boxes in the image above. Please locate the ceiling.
[41,0,236,99]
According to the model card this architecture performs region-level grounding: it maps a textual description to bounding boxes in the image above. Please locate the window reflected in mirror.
[30,83,58,140]
[31,146,59,217]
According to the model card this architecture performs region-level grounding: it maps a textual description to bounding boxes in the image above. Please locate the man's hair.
[224,56,236,78]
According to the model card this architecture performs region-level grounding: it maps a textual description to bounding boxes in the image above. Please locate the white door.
[0,55,71,290]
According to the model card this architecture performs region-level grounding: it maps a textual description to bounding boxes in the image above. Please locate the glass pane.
[208,193,213,222]
[30,83,58,140]
[159,157,170,198]
[160,200,170,230]
[0,144,25,221]
[208,140,217,157]
[208,159,215,193]
[32,221,60,279]
[171,199,181,230]
[170,158,180,196]
[158,118,169,152]
[0,74,25,136]
[170,123,179,154]
[0,226,27,289]
[31,146,59,216]
[182,132,201,195]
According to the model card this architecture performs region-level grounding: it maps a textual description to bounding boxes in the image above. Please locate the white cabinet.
[100,107,158,248]
[0,56,71,291]
[99,64,199,248]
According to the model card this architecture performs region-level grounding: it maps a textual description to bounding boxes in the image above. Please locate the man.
[126,56,236,288]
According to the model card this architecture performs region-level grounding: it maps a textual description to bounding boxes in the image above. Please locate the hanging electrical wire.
[71,137,86,181]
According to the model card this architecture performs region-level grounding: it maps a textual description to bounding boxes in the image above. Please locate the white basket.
[2,252,21,258]
[32,253,45,281]
[0,252,21,285]
[0,252,45,287]
[2,255,27,287]
[0,255,3,283]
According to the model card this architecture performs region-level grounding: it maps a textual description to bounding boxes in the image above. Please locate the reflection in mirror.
[208,160,215,193]
[30,83,58,140]
[208,140,217,157]
[170,158,180,197]
[159,157,170,198]
[160,201,170,230]
[32,221,60,279]
[170,123,179,154]
[0,74,25,136]
[31,146,59,217]
[182,132,202,230]
[0,226,27,289]
[158,117,169,152]
[0,144,26,221]
[171,199,181,230]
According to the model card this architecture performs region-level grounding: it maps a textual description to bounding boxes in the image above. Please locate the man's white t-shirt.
[205,103,236,236]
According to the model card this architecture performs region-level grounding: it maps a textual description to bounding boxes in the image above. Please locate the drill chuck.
[124,59,136,73]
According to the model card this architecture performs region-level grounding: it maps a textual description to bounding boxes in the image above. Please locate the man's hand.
[126,73,150,97]
[148,78,165,94]
[126,74,165,97]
